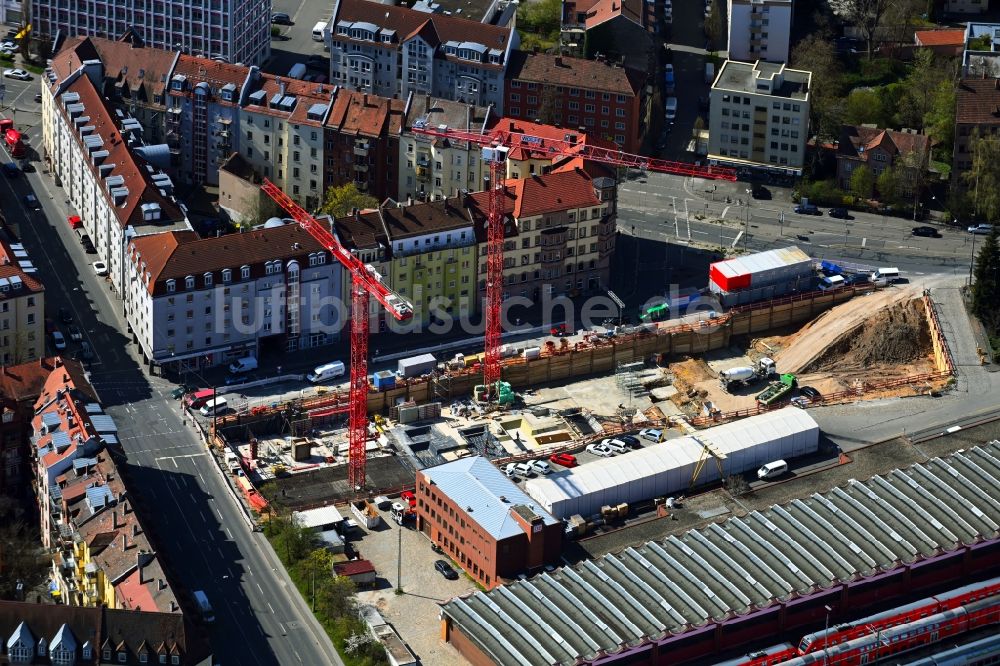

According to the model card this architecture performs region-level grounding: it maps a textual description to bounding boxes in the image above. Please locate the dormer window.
[265,261,281,275]
[240,265,250,279]
[118,651,127,663]
[103,649,112,661]
[37,638,46,656]
[222,269,232,283]
[140,653,149,663]
[221,90,232,102]
[83,645,92,659]
[204,272,213,287]
[185,275,195,289]
[166,279,176,293]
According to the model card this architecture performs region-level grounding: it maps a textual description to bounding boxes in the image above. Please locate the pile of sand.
[805,300,931,373]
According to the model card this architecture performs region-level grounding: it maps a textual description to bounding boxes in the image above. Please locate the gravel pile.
[806,300,931,372]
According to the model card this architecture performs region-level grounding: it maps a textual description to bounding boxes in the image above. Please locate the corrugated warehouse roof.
[525,407,819,518]
[443,441,1000,666]
[711,246,812,281]
[421,457,559,541]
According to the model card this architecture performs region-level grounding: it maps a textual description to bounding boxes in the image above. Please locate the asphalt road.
[0,97,341,666]
[265,0,332,78]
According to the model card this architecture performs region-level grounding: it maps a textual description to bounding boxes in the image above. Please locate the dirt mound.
[805,300,931,373]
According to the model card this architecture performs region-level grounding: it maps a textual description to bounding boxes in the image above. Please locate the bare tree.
[830,0,892,59]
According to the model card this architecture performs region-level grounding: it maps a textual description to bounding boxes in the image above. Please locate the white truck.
[193,590,215,623]
[719,357,776,392]
[228,356,258,374]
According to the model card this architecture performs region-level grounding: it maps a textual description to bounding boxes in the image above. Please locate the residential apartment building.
[0,601,211,665]
[125,224,344,373]
[416,456,562,590]
[325,89,407,203]
[42,62,193,300]
[498,118,601,179]
[708,60,811,174]
[471,167,617,304]
[166,56,250,185]
[953,78,1000,190]
[0,358,66,497]
[560,0,654,72]
[31,0,271,66]
[398,96,492,202]
[0,235,44,366]
[503,52,647,153]
[836,125,930,196]
[55,36,179,146]
[337,199,479,324]
[31,362,111,549]
[727,0,793,64]
[326,0,517,110]
[0,0,21,26]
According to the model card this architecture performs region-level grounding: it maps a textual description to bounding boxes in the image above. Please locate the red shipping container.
[709,262,751,292]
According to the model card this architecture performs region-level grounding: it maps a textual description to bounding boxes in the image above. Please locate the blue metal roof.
[73,457,98,471]
[101,434,119,445]
[85,485,113,511]
[422,456,558,541]
[51,431,71,451]
[41,412,61,429]
[85,403,102,414]
[89,415,117,433]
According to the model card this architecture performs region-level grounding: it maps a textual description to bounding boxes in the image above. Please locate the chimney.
[113,509,122,529]
[158,578,167,591]
[425,94,432,112]
[407,196,413,207]
[54,358,62,368]
[353,208,361,220]
[363,93,368,106]
[279,78,287,97]
[121,533,129,550]
[170,601,178,612]
[132,523,141,537]
[555,56,563,67]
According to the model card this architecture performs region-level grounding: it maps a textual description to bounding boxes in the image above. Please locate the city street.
[0,103,341,665]
[265,0,332,78]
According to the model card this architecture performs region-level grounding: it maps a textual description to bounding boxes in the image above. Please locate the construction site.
[207,267,956,514]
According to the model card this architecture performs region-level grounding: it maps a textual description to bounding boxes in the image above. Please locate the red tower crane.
[261,179,413,489]
[410,123,737,398]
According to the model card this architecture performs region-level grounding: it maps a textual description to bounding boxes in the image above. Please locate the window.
[166,279,176,293]
[204,272,213,286]
[241,265,250,279]
[118,652,127,664]
[222,269,232,283]
[185,275,195,289]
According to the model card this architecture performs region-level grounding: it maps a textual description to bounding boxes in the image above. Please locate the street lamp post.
[823,604,832,665]
[969,225,978,286]
[743,188,751,251]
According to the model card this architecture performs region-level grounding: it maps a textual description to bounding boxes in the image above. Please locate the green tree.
[264,515,316,565]
[849,165,875,200]
[876,166,901,205]
[520,0,561,36]
[971,230,1000,333]
[320,183,379,219]
[830,0,891,60]
[791,35,844,144]
[963,131,1000,222]
[0,507,48,600]
[237,192,281,231]
[924,79,956,156]
[843,88,888,127]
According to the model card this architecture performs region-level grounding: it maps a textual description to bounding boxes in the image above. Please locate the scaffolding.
[616,361,646,400]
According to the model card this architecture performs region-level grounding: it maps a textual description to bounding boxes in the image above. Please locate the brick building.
[416,456,561,589]
[953,78,1000,190]
[836,125,930,197]
[503,51,647,153]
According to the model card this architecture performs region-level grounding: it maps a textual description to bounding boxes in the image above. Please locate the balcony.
[415,165,429,179]
[353,162,369,173]
[353,142,370,156]
[354,180,369,191]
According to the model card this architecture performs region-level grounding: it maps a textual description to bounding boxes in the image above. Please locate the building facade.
[502,52,646,153]
[953,78,1000,191]
[42,63,192,300]
[471,168,617,305]
[560,0,654,72]
[0,358,65,497]
[836,125,930,197]
[165,56,250,185]
[727,0,793,63]
[398,96,492,202]
[416,457,562,589]
[708,60,811,174]
[0,235,44,367]
[326,0,516,110]
[324,89,406,203]
[125,224,344,373]
[31,0,270,66]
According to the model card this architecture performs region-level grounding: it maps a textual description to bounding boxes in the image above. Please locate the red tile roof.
[326,89,406,138]
[914,29,965,47]
[334,0,512,65]
[129,225,332,296]
[333,559,376,577]
[0,237,44,296]
[57,75,186,228]
[50,37,177,102]
[243,70,335,123]
[171,54,249,96]
[0,358,68,405]
[512,168,601,218]
[585,0,644,29]
[956,78,1000,125]
[506,52,643,96]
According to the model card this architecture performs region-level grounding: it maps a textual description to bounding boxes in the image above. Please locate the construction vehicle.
[409,124,736,409]
[756,373,797,406]
[719,357,776,392]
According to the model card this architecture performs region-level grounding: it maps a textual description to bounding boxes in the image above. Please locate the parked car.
[67,215,83,229]
[58,307,73,324]
[2,68,29,80]
[968,224,993,235]
[600,438,629,454]
[24,194,40,210]
[51,330,66,350]
[68,325,83,341]
[750,184,770,200]
[271,12,292,24]
[799,386,821,400]
[306,55,327,71]
[828,207,851,219]
[618,434,641,448]
[549,453,577,468]
[504,462,518,478]
[530,460,552,475]
[2,162,18,178]
[585,442,615,457]
[33,92,42,103]
[911,226,940,238]
[794,203,820,215]
[550,323,567,336]
[93,261,109,276]
[639,428,663,443]
[514,461,535,477]
[78,341,95,361]
[434,560,459,580]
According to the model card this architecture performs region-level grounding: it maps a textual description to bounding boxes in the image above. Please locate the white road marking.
[862,238,867,248]
[721,205,731,218]
[226,527,234,539]
[257,582,264,594]
[269,602,276,614]
[731,231,743,248]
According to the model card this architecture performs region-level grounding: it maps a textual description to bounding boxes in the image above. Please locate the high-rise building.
[32,0,271,66]
[727,0,793,64]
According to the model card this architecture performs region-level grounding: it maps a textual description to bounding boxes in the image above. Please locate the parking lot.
[352,505,477,666]
[266,0,333,78]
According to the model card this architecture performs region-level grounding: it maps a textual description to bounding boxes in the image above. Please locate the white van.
[872,267,900,286]
[757,459,788,480]
[818,275,845,291]
[228,356,258,374]
[312,21,327,41]
[200,397,228,417]
[665,97,678,122]
[308,361,346,383]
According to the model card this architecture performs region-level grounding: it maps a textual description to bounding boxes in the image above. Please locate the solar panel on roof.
[85,403,102,414]
[89,415,118,433]
[41,412,60,429]
[51,431,71,452]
